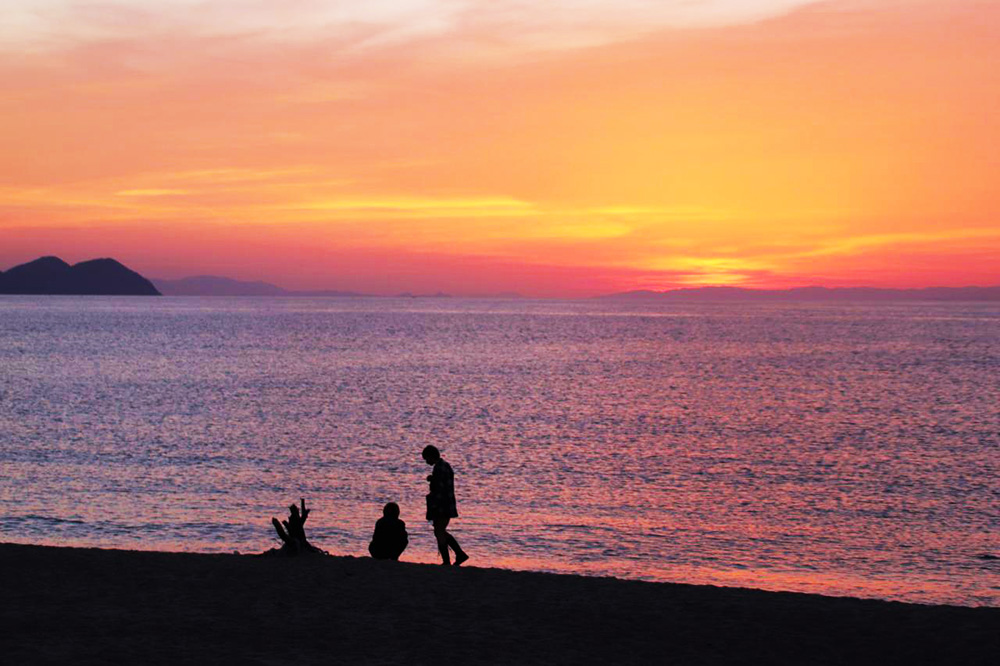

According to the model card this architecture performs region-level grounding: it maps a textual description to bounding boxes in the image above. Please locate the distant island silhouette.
[0,256,160,296]
[397,291,451,299]
[601,285,1000,302]
[158,275,368,298]
[153,275,521,298]
[153,275,288,297]
[152,275,365,297]
[7,259,992,300]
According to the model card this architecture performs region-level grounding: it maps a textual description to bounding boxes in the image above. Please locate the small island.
[0,256,160,296]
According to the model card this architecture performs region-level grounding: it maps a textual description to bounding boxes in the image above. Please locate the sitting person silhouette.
[368,502,409,560]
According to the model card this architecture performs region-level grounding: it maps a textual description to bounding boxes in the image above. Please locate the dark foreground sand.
[1,543,996,665]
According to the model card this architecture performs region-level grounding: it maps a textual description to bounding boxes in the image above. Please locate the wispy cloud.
[790,228,1000,259]
[116,188,192,197]
[1,1,821,54]
[289,195,534,216]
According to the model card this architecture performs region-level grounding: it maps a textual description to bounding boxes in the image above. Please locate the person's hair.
[422,445,440,461]
[383,502,400,518]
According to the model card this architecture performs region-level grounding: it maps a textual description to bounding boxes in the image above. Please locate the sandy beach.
[1,543,996,665]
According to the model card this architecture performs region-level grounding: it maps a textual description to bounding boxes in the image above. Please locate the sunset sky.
[1,0,997,296]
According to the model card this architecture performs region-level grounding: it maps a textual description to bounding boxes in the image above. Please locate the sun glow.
[1,0,997,295]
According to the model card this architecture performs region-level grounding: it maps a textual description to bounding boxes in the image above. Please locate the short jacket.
[426,459,459,520]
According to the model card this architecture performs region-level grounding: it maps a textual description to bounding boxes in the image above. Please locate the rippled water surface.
[1,296,997,605]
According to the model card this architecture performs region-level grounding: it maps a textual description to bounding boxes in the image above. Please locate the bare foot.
[454,552,469,567]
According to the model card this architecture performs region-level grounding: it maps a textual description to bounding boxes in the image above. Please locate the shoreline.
[2,543,996,664]
[3,537,991,609]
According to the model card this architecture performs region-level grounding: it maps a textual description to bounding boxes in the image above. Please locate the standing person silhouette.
[422,445,469,566]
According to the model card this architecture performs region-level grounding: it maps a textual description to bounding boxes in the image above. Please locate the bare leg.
[433,517,468,566]
[433,517,451,565]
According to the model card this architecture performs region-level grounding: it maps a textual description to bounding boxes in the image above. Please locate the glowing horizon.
[1,0,998,296]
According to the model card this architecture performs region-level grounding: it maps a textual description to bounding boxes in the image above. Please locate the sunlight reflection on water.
[0,296,997,606]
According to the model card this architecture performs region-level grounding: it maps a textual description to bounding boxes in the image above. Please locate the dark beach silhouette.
[368,502,409,560]
[5,542,997,665]
[422,445,469,566]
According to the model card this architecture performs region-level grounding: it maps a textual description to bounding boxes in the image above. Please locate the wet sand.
[1,543,996,665]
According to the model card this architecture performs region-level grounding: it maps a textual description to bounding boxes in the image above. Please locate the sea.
[0,296,997,606]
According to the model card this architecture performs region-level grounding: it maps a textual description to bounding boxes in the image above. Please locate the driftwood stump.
[266,498,325,556]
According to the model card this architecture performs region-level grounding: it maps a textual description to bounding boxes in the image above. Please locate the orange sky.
[1,0,997,296]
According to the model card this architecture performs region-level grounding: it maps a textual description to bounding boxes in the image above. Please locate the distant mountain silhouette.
[154,278,516,298]
[466,292,524,299]
[153,275,365,297]
[292,289,368,297]
[153,276,289,296]
[601,285,1000,302]
[397,292,452,298]
[0,256,160,295]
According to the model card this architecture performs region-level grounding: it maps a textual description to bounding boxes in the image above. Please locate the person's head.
[382,502,400,519]
[421,445,440,465]
[289,504,299,517]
